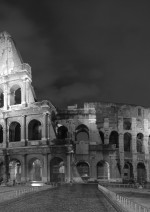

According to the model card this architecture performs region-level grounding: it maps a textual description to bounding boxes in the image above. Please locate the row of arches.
[56,124,89,141]
[0,85,21,108]
[75,160,147,183]
[56,125,146,154]
[0,158,147,183]
[0,119,42,143]
[0,158,42,183]
[123,162,146,183]
[99,131,145,153]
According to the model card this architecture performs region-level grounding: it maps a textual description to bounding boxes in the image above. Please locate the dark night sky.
[1,0,150,108]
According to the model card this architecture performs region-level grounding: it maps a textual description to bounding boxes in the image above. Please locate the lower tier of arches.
[0,153,149,184]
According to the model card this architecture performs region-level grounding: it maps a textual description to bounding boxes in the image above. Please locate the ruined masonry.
[0,31,149,184]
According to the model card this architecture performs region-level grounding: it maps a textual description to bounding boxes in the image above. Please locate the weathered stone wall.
[57,102,150,182]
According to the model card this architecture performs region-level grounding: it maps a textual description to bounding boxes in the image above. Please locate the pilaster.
[3,84,8,110]
[21,115,26,145]
[119,133,124,179]
[21,78,27,106]
[42,154,48,182]
[42,112,47,142]
[21,154,27,182]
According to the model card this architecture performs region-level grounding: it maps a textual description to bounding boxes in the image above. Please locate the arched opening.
[109,131,119,148]
[57,125,68,139]
[28,158,42,181]
[124,133,131,152]
[10,85,21,105]
[99,131,104,144]
[97,161,109,180]
[28,120,42,140]
[0,125,3,143]
[137,133,144,153]
[137,163,146,183]
[9,122,21,142]
[50,157,64,182]
[76,161,89,179]
[123,162,133,182]
[9,160,21,184]
[76,124,89,142]
[0,88,4,108]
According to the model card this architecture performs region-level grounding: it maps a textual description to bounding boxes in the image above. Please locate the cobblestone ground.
[0,184,115,212]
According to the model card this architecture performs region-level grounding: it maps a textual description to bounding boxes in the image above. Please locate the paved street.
[0,184,115,212]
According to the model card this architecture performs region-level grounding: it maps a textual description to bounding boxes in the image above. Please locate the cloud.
[46,82,102,107]
[1,0,150,108]
[0,2,58,93]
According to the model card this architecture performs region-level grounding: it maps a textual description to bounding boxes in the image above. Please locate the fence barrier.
[0,182,58,203]
[98,184,150,212]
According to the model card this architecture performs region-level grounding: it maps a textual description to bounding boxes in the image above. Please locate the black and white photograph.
[0,0,149,211]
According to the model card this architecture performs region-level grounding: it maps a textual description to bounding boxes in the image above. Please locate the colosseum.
[0,31,149,185]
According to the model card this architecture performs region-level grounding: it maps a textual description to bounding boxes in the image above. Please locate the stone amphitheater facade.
[0,31,149,184]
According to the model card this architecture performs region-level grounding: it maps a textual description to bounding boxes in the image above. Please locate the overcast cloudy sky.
[1,0,150,108]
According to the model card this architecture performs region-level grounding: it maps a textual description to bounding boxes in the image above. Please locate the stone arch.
[57,125,68,139]
[136,133,144,153]
[123,162,133,182]
[9,159,21,184]
[76,161,89,179]
[50,157,64,182]
[10,84,21,105]
[0,88,4,108]
[9,122,21,142]
[137,162,146,183]
[28,119,42,140]
[97,161,110,180]
[28,158,42,181]
[124,133,131,152]
[0,125,3,143]
[75,124,89,142]
[99,131,104,144]
[109,131,119,148]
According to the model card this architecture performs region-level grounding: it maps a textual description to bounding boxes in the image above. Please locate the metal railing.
[98,184,150,212]
[0,183,57,203]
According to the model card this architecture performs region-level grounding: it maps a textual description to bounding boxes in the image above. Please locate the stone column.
[26,117,28,143]
[90,155,96,180]
[42,113,47,143]
[65,144,73,183]
[42,154,48,183]
[3,84,8,110]
[3,152,9,184]
[144,135,149,154]
[66,153,71,183]
[3,118,7,148]
[21,154,27,182]
[25,79,30,103]
[21,115,26,143]
[104,118,109,144]
[47,114,50,140]
[144,135,149,182]
[21,79,26,106]
[7,86,10,108]
[132,134,137,181]
[119,133,124,180]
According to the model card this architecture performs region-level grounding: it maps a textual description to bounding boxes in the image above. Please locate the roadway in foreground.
[0,184,116,212]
